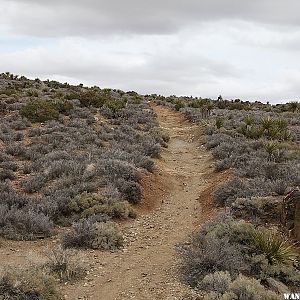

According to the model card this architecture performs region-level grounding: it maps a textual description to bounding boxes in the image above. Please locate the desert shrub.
[228,275,281,300]
[77,90,107,107]
[0,169,15,181]
[180,234,246,287]
[44,160,85,180]
[214,177,274,206]
[175,100,185,111]
[265,161,300,186]
[272,179,288,195]
[0,151,11,163]
[215,116,224,129]
[22,175,47,193]
[62,216,96,248]
[81,201,136,219]
[179,218,250,287]
[44,246,86,282]
[62,215,123,250]
[212,140,242,160]
[203,124,217,135]
[134,156,155,172]
[198,271,232,294]
[101,159,139,182]
[0,205,53,240]
[10,120,29,131]
[0,183,29,208]
[0,161,18,171]
[0,87,16,96]
[260,262,300,288]
[0,267,61,300]
[288,101,300,112]
[68,191,135,219]
[101,100,126,117]
[68,192,104,214]
[6,142,26,157]
[116,179,143,204]
[90,221,124,250]
[205,133,234,150]
[26,89,39,97]
[234,155,268,178]
[142,139,161,158]
[180,216,300,294]
[20,100,59,122]
[51,99,73,113]
[215,158,233,171]
[231,196,281,223]
[12,132,24,141]
[35,196,61,222]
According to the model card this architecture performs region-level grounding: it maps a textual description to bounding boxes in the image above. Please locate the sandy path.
[61,105,215,300]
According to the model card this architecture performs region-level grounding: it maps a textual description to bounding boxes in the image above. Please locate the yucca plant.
[244,115,255,126]
[260,116,274,137]
[263,141,279,160]
[280,129,292,141]
[275,119,288,131]
[269,126,281,140]
[248,229,298,265]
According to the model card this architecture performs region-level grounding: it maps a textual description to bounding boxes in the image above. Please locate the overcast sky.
[1,1,300,103]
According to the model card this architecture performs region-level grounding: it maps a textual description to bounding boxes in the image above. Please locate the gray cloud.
[0,37,238,94]
[1,0,300,37]
[1,1,300,103]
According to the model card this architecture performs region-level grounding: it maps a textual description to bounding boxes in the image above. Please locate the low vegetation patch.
[179,216,300,297]
[62,215,123,250]
[0,267,62,300]
[0,73,168,243]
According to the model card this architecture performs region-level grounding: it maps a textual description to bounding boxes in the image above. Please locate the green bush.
[175,100,185,111]
[68,192,136,219]
[104,100,126,113]
[77,90,108,107]
[21,100,59,122]
[244,115,255,126]
[52,99,73,113]
[215,117,224,129]
[26,89,39,97]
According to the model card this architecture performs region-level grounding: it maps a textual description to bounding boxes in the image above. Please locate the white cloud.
[1,1,300,102]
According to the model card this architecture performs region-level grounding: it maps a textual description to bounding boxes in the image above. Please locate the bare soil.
[0,105,226,299]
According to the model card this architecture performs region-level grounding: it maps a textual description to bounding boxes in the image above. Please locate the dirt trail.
[61,105,217,300]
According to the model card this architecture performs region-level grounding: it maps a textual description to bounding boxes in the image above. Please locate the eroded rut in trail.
[62,105,217,300]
